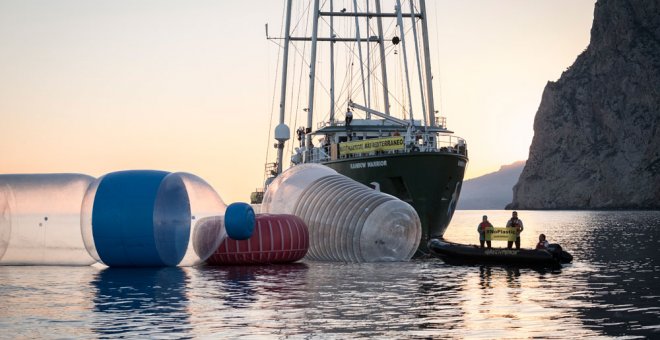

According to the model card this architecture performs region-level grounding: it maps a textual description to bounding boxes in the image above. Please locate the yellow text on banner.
[486,227,518,242]
[339,136,404,155]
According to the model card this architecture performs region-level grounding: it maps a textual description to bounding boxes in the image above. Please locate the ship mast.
[408,0,428,127]
[352,0,369,118]
[329,0,336,123]
[305,0,321,156]
[374,0,391,116]
[274,0,294,175]
[395,0,416,126]
[419,0,437,126]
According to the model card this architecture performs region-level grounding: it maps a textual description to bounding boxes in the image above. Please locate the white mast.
[329,0,336,123]
[365,0,371,109]
[419,0,436,126]
[408,0,428,127]
[374,0,391,116]
[352,0,369,118]
[306,0,321,153]
[275,0,294,175]
[395,0,415,126]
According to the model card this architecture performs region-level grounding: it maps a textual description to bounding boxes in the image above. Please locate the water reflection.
[568,211,660,337]
[411,262,467,336]
[479,265,492,289]
[212,266,259,308]
[91,267,191,339]
[0,266,97,339]
[1,211,659,338]
[184,263,311,337]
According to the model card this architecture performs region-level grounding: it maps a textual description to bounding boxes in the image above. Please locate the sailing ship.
[254,0,468,256]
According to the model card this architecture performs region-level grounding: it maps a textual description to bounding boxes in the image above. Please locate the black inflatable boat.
[428,239,573,268]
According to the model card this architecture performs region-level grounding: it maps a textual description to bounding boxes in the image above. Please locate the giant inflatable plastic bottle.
[261,164,421,262]
[1,170,254,267]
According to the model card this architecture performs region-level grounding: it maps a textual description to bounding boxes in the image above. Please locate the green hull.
[322,152,468,256]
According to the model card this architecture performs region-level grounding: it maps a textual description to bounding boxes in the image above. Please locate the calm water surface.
[1,211,659,339]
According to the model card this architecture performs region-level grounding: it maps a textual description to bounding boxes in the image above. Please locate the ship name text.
[350,160,388,169]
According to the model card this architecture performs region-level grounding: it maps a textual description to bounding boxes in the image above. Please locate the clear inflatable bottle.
[0,174,97,265]
[261,164,421,262]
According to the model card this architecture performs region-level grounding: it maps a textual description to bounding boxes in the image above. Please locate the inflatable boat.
[428,239,573,268]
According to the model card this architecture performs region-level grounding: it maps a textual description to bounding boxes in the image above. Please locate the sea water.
[1,210,659,339]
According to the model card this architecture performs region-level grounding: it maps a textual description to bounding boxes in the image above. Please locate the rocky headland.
[508,0,660,209]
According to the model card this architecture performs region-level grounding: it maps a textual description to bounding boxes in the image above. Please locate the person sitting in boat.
[536,233,550,250]
[345,108,353,128]
[506,211,524,249]
[477,215,493,248]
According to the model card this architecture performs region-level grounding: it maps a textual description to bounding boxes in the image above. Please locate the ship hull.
[322,152,468,256]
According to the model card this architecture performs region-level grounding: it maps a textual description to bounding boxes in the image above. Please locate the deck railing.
[303,134,467,163]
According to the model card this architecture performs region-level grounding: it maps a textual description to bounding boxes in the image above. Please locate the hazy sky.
[0,0,595,203]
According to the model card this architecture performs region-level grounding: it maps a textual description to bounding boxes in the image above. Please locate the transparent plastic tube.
[0,174,97,265]
[262,164,421,262]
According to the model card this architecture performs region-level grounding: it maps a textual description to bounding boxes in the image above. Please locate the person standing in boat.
[506,211,524,249]
[477,215,493,248]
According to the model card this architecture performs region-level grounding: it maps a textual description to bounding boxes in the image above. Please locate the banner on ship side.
[339,136,405,155]
[485,227,518,242]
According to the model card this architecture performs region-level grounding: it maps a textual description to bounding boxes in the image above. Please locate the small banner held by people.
[485,227,518,242]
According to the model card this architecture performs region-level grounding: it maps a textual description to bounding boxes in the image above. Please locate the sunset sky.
[0,0,595,203]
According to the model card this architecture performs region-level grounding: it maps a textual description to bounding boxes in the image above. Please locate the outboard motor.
[547,243,573,263]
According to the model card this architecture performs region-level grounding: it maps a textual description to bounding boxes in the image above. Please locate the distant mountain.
[509,0,660,209]
[457,161,525,210]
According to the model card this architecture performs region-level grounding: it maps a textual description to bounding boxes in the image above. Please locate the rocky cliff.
[509,0,660,209]
[458,161,525,210]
